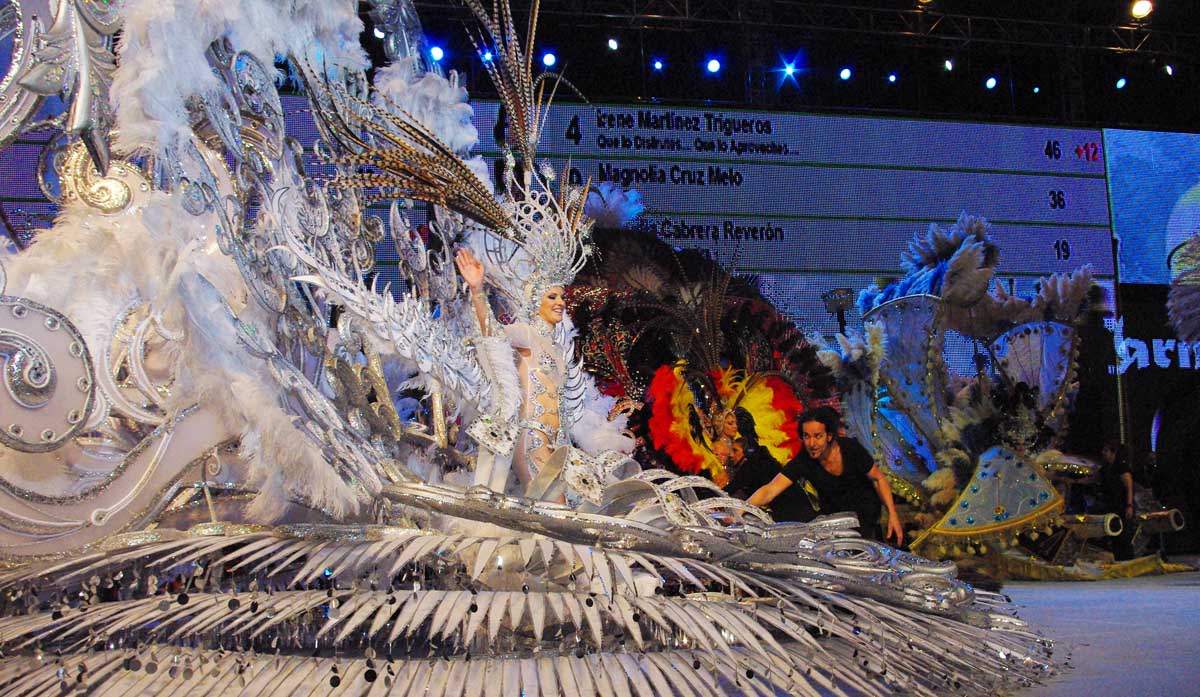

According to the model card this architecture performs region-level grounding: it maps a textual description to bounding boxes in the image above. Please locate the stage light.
[707,58,721,74]
[542,52,556,67]
[652,59,664,71]
[1165,64,1175,76]
[985,76,997,90]
[1116,77,1127,89]
[429,46,444,62]
[1033,86,1041,94]
[607,38,619,51]
[373,27,386,39]
[482,50,493,62]
[1131,1,1153,19]
[943,59,954,72]
[784,63,795,77]
[839,67,852,80]
[887,72,898,83]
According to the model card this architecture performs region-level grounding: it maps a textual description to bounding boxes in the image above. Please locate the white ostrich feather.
[583,182,645,228]
[112,0,365,155]
[373,57,480,155]
[3,192,371,521]
[570,375,634,456]
[473,336,521,421]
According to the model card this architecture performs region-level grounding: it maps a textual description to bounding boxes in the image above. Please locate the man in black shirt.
[747,407,903,543]
[1096,439,1136,560]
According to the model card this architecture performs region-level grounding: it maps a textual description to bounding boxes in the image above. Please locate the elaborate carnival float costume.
[0,1,1055,694]
[822,214,1185,578]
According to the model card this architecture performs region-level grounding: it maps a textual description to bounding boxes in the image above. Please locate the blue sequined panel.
[942,445,1059,533]
[864,295,950,450]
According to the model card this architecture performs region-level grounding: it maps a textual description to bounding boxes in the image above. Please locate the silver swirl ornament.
[0,296,94,452]
[9,0,121,171]
[0,0,53,148]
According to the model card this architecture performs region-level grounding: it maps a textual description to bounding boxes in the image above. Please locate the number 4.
[566,115,582,145]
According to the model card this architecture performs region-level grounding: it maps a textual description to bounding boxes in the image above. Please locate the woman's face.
[722,412,739,437]
[538,286,566,325]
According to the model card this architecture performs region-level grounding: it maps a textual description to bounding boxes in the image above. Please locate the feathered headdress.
[304,1,593,323]
[463,0,593,320]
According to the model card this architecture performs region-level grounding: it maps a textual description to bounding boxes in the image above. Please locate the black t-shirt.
[1098,455,1132,513]
[727,448,816,522]
[782,437,879,528]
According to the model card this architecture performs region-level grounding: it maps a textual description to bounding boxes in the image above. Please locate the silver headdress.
[481,172,594,321]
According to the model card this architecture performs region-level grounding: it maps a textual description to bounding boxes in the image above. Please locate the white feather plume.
[3,192,371,521]
[373,57,480,155]
[473,336,521,421]
[569,373,634,456]
[112,0,366,154]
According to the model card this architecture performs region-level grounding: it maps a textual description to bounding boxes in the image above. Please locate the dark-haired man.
[747,407,903,543]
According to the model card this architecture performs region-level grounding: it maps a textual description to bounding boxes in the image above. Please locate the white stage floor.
[1007,565,1200,696]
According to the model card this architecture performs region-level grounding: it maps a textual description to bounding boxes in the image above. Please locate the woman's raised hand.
[455,248,485,291]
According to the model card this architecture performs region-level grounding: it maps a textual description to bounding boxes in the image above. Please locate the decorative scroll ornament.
[55,135,149,214]
[14,0,121,172]
[0,295,94,452]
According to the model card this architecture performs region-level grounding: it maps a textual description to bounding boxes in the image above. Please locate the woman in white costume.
[456,247,574,489]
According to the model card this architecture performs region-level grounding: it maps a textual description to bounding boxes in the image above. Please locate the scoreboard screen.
[470,101,1114,339]
[0,97,1121,347]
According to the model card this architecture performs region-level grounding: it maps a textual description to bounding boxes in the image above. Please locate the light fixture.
[542,52,556,67]
[1131,1,1153,20]
[943,59,954,72]
[482,50,493,62]
[839,67,852,81]
[652,59,664,71]
[1033,86,1041,94]
[429,46,444,62]
[1116,77,1127,89]
[985,76,997,90]
[1165,64,1175,76]
[784,63,795,77]
[707,58,721,74]
[607,38,619,51]
[888,72,898,83]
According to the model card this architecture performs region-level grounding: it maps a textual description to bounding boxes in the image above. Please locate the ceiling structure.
[381,0,1200,128]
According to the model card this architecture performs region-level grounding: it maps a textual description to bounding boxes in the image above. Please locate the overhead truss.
[413,1,1200,59]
